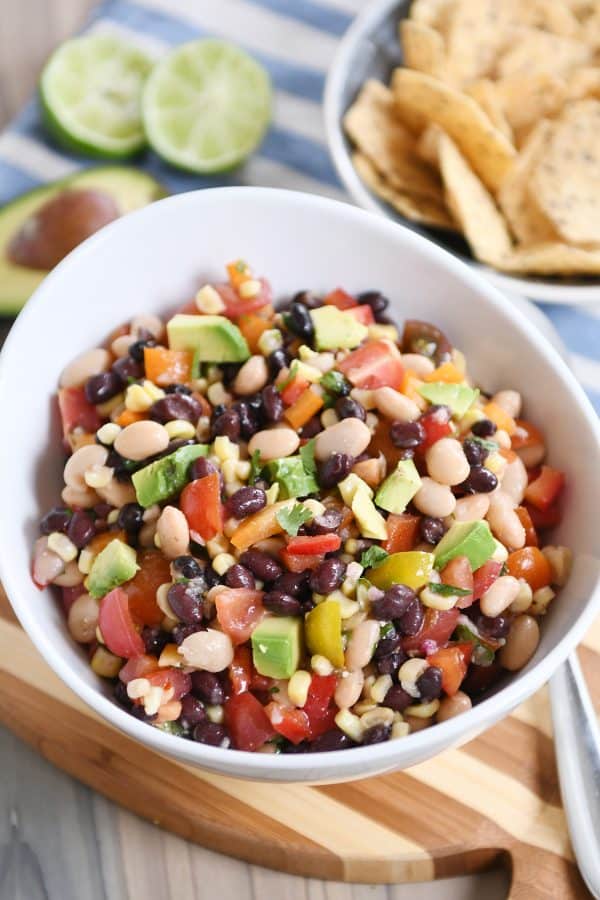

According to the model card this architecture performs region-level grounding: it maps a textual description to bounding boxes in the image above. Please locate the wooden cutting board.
[0,586,593,899]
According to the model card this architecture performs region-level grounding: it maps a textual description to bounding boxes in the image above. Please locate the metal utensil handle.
[550,654,600,899]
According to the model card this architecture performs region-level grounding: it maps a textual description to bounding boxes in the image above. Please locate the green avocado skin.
[265,457,318,499]
[132,444,209,508]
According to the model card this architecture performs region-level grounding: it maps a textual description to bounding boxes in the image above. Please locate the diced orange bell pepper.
[483,401,516,435]
[237,313,271,353]
[226,259,253,289]
[88,529,128,555]
[427,643,472,696]
[144,347,192,386]
[116,409,147,427]
[323,288,356,309]
[284,388,324,430]
[506,547,552,591]
[383,513,421,553]
[511,419,544,450]
[424,361,464,384]
[524,465,565,511]
[230,500,294,551]
[401,369,427,409]
[280,375,310,407]
[515,506,538,547]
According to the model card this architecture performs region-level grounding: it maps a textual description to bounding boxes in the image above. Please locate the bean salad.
[33,260,571,753]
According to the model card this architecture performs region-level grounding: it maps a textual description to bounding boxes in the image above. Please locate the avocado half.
[0,166,166,316]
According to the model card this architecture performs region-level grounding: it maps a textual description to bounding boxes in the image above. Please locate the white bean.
[487,491,526,550]
[414,477,456,517]
[111,333,135,358]
[156,506,189,559]
[59,348,111,389]
[437,691,472,722]
[492,390,521,419]
[248,427,300,461]
[499,615,540,671]
[61,484,99,509]
[178,629,234,671]
[68,593,99,643]
[32,537,64,586]
[131,314,165,340]
[53,561,84,587]
[500,456,528,506]
[454,494,490,522]
[314,418,371,462]
[373,387,420,422]
[401,353,435,378]
[64,444,108,490]
[114,420,169,461]
[425,438,470,486]
[480,575,520,617]
[345,620,380,671]
[233,356,269,396]
[542,545,573,587]
[334,670,364,709]
[96,479,137,508]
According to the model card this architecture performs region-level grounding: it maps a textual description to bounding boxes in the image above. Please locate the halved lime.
[40,33,154,159]
[142,39,272,174]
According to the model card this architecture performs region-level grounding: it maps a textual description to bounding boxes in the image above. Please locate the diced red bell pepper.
[225,692,276,751]
[383,513,421,553]
[524,466,565,512]
[215,588,265,645]
[337,340,404,390]
[147,667,192,700]
[180,473,223,541]
[303,674,338,739]
[472,560,503,601]
[280,374,310,407]
[286,533,341,555]
[98,588,145,659]
[511,419,544,451]
[280,549,325,572]
[345,305,375,326]
[119,654,159,683]
[418,405,452,450]
[515,506,539,547]
[506,547,552,591]
[324,288,356,309]
[265,702,311,744]
[427,643,473,696]
[58,387,102,441]
[229,645,253,694]
[525,501,562,530]
[440,555,474,608]
[403,608,460,653]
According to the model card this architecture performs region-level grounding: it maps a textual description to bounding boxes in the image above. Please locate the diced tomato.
[98,588,145,659]
[229,645,253,694]
[337,340,404,390]
[180,473,223,541]
[472,560,503,601]
[286,534,341,555]
[515,506,538,547]
[148,667,192,700]
[124,550,171,626]
[525,501,562,530]
[265,702,311,744]
[324,288,356,309]
[61,584,86,614]
[216,279,272,319]
[57,387,102,441]
[506,547,552,591]
[345,305,375,326]
[440,555,473,608]
[383,513,421,553]
[427,643,473,696]
[303,674,337,739]
[418,405,452,450]
[403,608,460,653]
[225,692,275,751]
[215,588,264,645]
[524,466,565,512]
[119,654,159,683]
[511,419,544,451]
[280,374,310,407]
[280,549,325,572]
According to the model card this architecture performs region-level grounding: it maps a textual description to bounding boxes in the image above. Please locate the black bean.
[375,649,407,676]
[305,507,343,535]
[309,557,346,594]
[190,457,218,481]
[167,582,205,624]
[172,623,204,645]
[191,671,225,705]
[165,383,192,395]
[239,549,283,582]
[476,613,511,639]
[235,401,261,439]
[416,666,443,701]
[117,502,144,535]
[141,625,169,656]
[335,396,366,422]
[301,415,322,439]
[211,408,241,441]
[85,371,123,405]
[106,448,135,482]
[361,723,392,745]
[459,466,498,494]
[372,584,416,621]
[420,516,446,545]
[374,624,401,658]
[317,453,353,489]
[463,438,487,467]
[114,679,131,708]
[67,510,96,548]
[129,337,155,362]
[268,348,290,378]
[227,486,266,519]
[193,721,229,747]
[309,729,355,752]
[383,684,412,712]
[171,555,203,580]
[292,290,322,309]
[225,564,256,590]
[287,300,314,341]
[220,363,242,387]
[112,355,144,382]
[179,694,207,728]
[390,420,425,449]
[357,290,389,319]
[261,384,284,422]
[40,506,71,535]
[472,418,497,437]
[272,570,310,598]
[398,598,425,636]
[263,590,303,616]
[150,393,202,424]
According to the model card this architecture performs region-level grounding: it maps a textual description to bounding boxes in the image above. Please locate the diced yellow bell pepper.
[366,551,434,590]
[305,600,344,668]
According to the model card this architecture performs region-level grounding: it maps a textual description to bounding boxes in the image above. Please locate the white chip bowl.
[0,187,599,783]
[324,0,600,305]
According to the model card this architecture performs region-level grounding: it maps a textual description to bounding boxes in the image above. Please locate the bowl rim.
[323,0,600,306]
[1,185,600,777]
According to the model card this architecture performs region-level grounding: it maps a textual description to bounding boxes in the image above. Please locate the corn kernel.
[352,701,377,716]
[302,498,326,518]
[265,483,280,505]
[206,365,222,385]
[368,324,399,342]
[311,654,334,676]
[144,685,165,716]
[158,643,183,668]
[96,392,125,416]
[298,345,318,362]
[206,704,224,724]
[196,416,211,441]
[360,707,394,728]
[96,423,121,445]
[344,538,360,555]
[257,329,283,356]
[458,407,485,434]
[165,419,196,441]
[222,459,237,483]
[195,284,225,314]
[485,452,507,477]
[542,545,573,587]
[143,380,165,403]
[531,585,556,616]
[224,480,243,497]
[288,670,312,707]
[206,535,230,558]
[125,384,153,412]
[491,539,509,563]
[321,408,339,428]
[350,388,376,410]
[495,429,511,449]
[48,531,78,562]
[84,464,114,489]
[370,674,393,704]
[78,548,95,575]
[405,699,440,718]
[213,552,237,575]
[334,709,364,742]
[191,377,208,393]
[223,517,240,538]
[338,596,360,619]
[391,721,410,739]
[451,348,467,374]
[107,509,120,525]
[213,435,240,462]
[207,382,232,407]
[127,678,150,700]
[235,460,251,480]
[239,278,262,299]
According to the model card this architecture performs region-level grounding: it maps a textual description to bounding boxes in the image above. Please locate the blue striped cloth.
[1,0,598,411]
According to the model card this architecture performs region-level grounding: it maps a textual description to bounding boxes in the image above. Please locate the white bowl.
[324,0,600,305]
[1,187,599,783]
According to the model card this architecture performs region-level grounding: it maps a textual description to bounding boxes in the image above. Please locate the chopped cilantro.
[427,582,472,597]
[320,370,349,395]
[360,546,389,569]
[234,259,247,273]
[470,436,499,453]
[156,721,185,737]
[249,449,263,484]
[299,438,317,478]
[276,360,298,393]
[276,503,313,536]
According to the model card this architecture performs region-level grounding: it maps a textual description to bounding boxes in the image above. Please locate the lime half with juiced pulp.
[142,39,272,174]
[40,33,154,158]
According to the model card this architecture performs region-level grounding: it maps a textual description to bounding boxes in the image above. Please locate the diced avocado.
[251,616,302,679]
[305,599,344,668]
[87,539,138,599]
[310,306,368,351]
[418,382,479,418]
[375,459,422,514]
[367,551,435,590]
[352,487,388,540]
[338,473,373,505]
[167,314,250,362]
[265,457,318,499]
[132,443,208,508]
[434,520,496,571]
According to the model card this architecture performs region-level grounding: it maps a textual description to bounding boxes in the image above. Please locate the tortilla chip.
[498,121,558,244]
[467,80,513,142]
[410,0,456,32]
[343,80,444,202]
[392,69,516,193]
[531,100,600,245]
[582,9,600,48]
[568,67,600,101]
[495,28,591,80]
[400,20,448,80]
[494,72,568,140]
[437,132,513,265]
[496,243,600,274]
[352,152,456,230]
[417,124,444,167]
